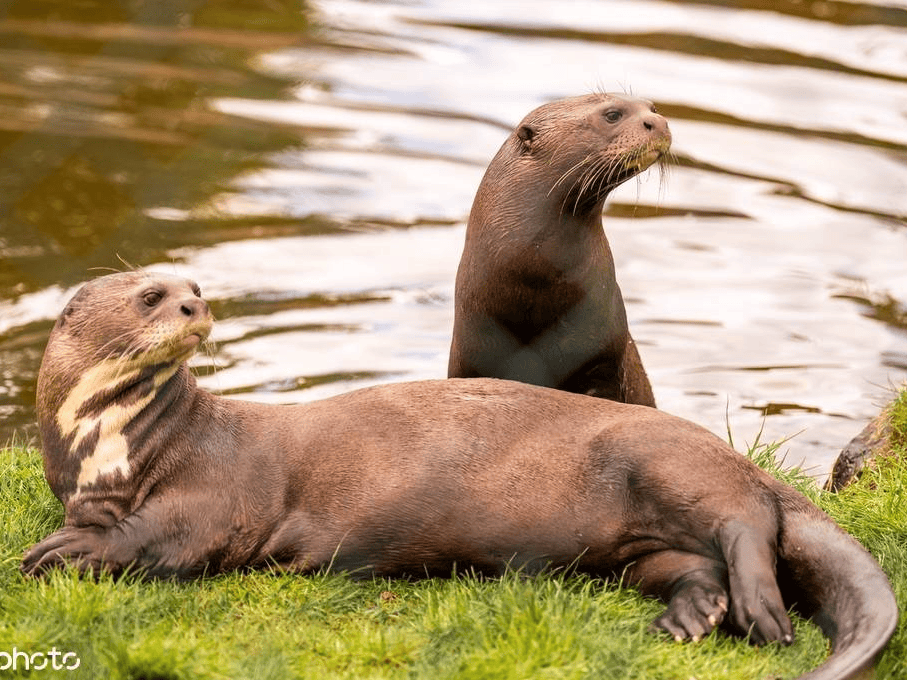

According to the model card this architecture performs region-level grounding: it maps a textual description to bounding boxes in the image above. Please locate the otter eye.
[191,284,202,298]
[604,109,622,123]
[143,290,163,307]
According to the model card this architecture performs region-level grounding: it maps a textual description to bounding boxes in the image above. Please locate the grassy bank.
[1,398,905,679]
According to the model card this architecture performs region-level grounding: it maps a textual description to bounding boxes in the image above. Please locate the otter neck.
[477,180,610,274]
[540,208,608,273]
[45,358,196,518]
[474,156,608,237]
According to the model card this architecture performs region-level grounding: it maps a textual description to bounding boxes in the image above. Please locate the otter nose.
[179,297,210,318]
[642,112,668,134]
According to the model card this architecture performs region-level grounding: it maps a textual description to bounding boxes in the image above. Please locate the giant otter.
[448,93,670,406]
[24,272,897,680]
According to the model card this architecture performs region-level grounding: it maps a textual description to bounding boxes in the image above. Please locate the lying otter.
[448,93,669,406]
[24,272,896,680]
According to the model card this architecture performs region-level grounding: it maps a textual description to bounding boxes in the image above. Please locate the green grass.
[2,395,906,679]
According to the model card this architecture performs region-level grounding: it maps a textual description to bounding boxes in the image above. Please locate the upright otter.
[24,272,897,680]
[448,93,669,406]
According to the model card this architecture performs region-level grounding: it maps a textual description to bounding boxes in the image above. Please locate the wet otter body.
[25,273,896,680]
[448,93,669,406]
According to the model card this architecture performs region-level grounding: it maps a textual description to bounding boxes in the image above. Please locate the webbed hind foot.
[650,575,729,642]
[625,549,730,642]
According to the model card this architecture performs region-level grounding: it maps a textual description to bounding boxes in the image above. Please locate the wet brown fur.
[448,93,670,406]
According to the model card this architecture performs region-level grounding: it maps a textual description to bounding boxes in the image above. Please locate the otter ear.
[58,303,75,329]
[59,287,88,329]
[516,124,535,150]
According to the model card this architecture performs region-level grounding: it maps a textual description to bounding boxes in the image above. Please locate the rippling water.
[1,0,905,483]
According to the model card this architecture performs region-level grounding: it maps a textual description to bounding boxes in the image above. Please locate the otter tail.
[778,505,898,680]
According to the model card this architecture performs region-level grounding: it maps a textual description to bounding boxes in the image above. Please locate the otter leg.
[22,498,205,579]
[624,550,729,642]
[21,525,130,577]
[720,520,793,645]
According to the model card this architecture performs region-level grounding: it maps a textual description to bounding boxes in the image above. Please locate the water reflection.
[0,0,314,299]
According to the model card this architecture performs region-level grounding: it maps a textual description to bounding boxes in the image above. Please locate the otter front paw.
[650,580,729,642]
[21,526,112,577]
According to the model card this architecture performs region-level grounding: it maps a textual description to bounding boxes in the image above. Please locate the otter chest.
[55,359,180,491]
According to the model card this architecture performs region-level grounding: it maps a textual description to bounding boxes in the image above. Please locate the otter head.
[36,272,213,507]
[504,93,671,217]
[48,272,211,366]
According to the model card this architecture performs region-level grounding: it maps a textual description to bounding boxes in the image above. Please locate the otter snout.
[178,296,210,320]
[642,110,670,142]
